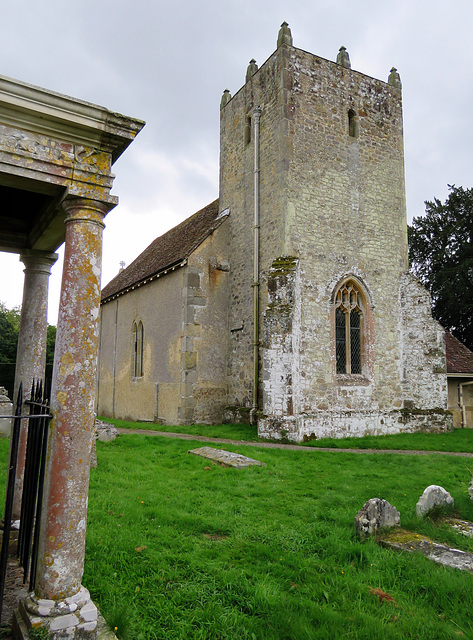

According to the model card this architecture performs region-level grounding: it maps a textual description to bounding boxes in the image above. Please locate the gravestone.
[354,498,400,538]
[0,386,12,437]
[416,485,454,517]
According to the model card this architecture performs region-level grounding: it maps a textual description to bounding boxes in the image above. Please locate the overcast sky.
[1,0,472,323]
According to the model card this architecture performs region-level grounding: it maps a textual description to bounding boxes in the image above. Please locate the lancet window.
[132,321,144,378]
[335,281,364,375]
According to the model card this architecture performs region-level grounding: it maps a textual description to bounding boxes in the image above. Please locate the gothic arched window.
[335,281,364,374]
[132,321,144,378]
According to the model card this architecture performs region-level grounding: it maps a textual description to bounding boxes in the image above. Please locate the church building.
[97,23,454,441]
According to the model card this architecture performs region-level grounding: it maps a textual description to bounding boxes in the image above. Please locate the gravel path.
[116,428,473,457]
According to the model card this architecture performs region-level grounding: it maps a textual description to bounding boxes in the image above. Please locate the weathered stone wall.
[283,47,409,436]
[399,274,449,410]
[180,219,230,424]
[261,256,301,419]
[98,221,230,425]
[97,268,184,423]
[220,46,291,410]
[221,43,450,440]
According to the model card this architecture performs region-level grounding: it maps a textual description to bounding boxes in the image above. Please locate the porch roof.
[0,72,144,254]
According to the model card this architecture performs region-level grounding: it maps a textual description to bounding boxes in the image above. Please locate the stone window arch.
[132,320,144,378]
[334,279,366,375]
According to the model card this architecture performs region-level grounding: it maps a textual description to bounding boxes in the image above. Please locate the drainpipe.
[250,107,261,426]
[459,380,473,427]
[111,299,119,418]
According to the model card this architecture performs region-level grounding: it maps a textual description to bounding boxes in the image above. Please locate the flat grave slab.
[379,529,473,573]
[188,446,266,468]
[444,517,473,538]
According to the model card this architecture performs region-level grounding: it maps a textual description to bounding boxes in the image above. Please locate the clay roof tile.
[445,331,473,375]
[102,199,221,301]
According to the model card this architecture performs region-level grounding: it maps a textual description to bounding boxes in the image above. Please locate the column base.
[12,586,97,639]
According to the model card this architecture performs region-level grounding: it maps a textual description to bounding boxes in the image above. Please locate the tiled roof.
[445,331,473,374]
[102,199,222,301]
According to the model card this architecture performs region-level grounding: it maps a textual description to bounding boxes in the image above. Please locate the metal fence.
[0,380,51,621]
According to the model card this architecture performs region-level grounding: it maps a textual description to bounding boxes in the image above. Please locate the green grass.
[99,417,473,454]
[300,428,473,453]
[2,427,473,638]
[83,434,473,639]
[100,417,259,441]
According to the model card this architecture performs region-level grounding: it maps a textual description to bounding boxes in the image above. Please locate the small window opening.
[244,116,251,145]
[348,109,357,138]
[132,321,144,378]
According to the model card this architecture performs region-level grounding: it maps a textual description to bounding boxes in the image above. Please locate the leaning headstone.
[416,485,454,517]
[0,386,12,437]
[354,498,401,538]
[95,419,119,442]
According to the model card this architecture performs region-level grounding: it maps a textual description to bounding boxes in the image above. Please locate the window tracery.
[335,281,364,374]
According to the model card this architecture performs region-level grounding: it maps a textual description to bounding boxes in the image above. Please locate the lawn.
[102,416,473,454]
[100,417,259,442]
[82,434,473,639]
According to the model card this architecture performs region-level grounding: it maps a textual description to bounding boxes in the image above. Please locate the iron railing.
[0,380,51,621]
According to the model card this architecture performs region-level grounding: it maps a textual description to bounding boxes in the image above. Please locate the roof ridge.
[102,199,221,302]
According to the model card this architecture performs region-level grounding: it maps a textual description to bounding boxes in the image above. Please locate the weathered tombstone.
[469,478,473,502]
[90,420,119,469]
[416,485,454,517]
[0,386,12,437]
[354,498,400,538]
[95,419,119,442]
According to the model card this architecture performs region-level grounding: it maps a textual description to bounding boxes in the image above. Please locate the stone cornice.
[0,73,145,162]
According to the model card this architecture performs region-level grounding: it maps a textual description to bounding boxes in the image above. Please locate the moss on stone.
[269,256,298,277]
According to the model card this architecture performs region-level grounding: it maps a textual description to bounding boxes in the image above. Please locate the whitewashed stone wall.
[221,42,451,441]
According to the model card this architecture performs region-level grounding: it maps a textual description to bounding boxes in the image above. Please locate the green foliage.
[29,627,49,639]
[46,325,56,364]
[408,185,473,349]
[0,302,20,363]
[83,435,473,639]
[0,301,56,365]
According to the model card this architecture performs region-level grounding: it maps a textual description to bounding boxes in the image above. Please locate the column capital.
[61,196,116,228]
[19,249,58,276]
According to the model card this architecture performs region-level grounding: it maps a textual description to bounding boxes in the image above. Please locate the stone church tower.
[220,23,450,440]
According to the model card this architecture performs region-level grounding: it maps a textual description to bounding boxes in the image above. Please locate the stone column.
[17,197,113,638]
[11,250,57,520]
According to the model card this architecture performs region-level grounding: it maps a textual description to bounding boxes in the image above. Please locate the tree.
[0,302,56,363]
[0,302,20,362]
[408,185,473,350]
[46,325,56,364]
